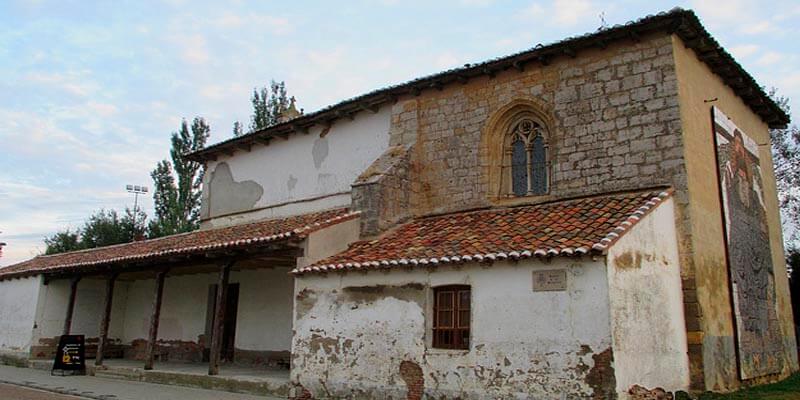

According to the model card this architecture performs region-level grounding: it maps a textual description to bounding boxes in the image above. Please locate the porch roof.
[0,208,359,281]
[293,189,672,275]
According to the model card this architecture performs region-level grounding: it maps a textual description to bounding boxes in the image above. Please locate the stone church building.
[0,8,796,399]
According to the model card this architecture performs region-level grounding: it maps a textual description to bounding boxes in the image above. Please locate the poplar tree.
[148,117,210,237]
[248,80,290,132]
[232,120,244,137]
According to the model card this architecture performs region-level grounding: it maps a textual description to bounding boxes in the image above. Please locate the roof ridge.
[189,7,787,162]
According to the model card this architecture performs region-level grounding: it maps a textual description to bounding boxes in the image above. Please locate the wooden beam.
[144,270,168,370]
[62,277,81,335]
[95,273,118,366]
[291,124,309,134]
[208,261,233,375]
[358,103,380,113]
[538,55,550,66]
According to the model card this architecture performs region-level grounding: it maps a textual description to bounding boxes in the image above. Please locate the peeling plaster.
[207,162,264,217]
[291,260,612,399]
[312,137,329,169]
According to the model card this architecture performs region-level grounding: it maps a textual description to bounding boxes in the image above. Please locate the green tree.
[44,229,82,255]
[249,80,290,132]
[43,207,146,255]
[232,120,244,137]
[769,90,800,247]
[81,209,129,248]
[148,117,210,237]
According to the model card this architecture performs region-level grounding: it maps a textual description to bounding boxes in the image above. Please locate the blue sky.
[1,0,799,266]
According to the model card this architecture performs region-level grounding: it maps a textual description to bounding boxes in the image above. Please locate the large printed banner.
[713,107,783,379]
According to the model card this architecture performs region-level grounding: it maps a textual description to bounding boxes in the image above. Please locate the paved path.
[0,365,283,400]
[0,383,86,400]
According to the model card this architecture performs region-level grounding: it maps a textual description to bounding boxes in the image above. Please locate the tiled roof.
[189,8,787,162]
[0,208,359,280]
[293,190,671,274]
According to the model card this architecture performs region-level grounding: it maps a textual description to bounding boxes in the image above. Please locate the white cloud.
[211,13,291,35]
[756,51,785,66]
[519,3,545,19]
[434,52,464,69]
[741,20,777,35]
[553,0,595,26]
[730,44,760,59]
[460,0,495,6]
[177,33,210,65]
[23,71,98,97]
[518,0,596,26]
[690,0,786,35]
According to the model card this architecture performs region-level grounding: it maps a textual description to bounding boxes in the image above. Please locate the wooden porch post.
[95,273,118,366]
[208,261,232,376]
[144,270,168,370]
[62,277,81,336]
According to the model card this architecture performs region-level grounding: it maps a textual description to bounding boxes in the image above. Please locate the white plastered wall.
[606,197,690,396]
[0,276,42,354]
[202,107,391,227]
[32,277,128,343]
[120,268,294,352]
[292,258,613,399]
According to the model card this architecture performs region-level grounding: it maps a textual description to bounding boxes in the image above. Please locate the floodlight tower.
[126,185,148,234]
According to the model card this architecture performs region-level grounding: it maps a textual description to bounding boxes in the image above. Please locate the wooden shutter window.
[432,285,470,350]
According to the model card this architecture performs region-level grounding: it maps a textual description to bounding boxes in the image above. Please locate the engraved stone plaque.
[532,269,567,292]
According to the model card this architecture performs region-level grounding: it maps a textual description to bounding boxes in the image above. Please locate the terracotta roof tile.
[293,190,671,274]
[0,208,359,280]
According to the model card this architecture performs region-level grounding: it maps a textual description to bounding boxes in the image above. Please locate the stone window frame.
[504,115,551,197]
[483,98,556,203]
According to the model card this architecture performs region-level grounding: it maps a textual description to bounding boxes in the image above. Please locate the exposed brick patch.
[290,384,314,400]
[586,348,617,400]
[687,343,705,391]
[628,384,673,400]
[123,338,205,363]
[399,360,424,400]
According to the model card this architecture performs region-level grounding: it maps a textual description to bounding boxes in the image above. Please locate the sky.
[1,0,799,266]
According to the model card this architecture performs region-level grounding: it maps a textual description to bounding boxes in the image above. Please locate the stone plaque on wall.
[532,270,567,292]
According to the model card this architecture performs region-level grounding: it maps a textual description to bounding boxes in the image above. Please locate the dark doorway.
[203,283,240,362]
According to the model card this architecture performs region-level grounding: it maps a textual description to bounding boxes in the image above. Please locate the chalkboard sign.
[52,335,86,376]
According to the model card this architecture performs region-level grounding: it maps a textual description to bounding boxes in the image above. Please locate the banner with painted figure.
[713,107,783,379]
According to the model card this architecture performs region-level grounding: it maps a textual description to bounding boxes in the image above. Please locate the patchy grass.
[698,374,800,399]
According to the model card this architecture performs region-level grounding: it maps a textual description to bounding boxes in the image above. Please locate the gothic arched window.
[506,118,549,196]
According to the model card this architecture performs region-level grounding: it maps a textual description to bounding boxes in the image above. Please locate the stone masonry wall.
[387,33,683,217]
[351,144,413,236]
